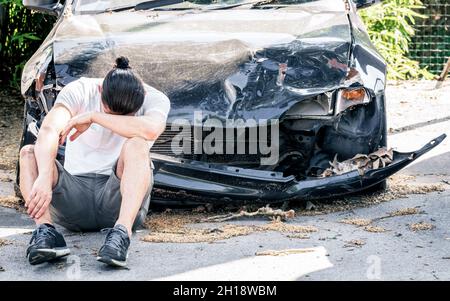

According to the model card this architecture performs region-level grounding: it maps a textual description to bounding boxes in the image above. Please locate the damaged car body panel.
[20,0,446,203]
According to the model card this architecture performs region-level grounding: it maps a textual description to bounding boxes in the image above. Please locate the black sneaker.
[97,224,130,267]
[26,224,71,265]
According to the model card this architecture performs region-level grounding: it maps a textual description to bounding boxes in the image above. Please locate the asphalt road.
[0,81,449,281]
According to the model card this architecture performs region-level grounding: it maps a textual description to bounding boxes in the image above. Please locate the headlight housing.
[335,87,370,114]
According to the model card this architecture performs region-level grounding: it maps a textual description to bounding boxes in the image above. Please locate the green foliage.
[408,0,449,75]
[359,0,435,80]
[0,0,55,89]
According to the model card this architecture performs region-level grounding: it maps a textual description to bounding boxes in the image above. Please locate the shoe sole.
[28,247,71,265]
[96,254,128,267]
[97,256,127,268]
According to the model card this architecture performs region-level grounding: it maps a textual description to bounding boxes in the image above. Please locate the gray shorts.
[50,160,153,232]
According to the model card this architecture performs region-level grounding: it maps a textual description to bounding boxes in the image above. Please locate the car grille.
[152,125,269,166]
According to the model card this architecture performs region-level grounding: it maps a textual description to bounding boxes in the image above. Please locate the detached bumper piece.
[151,134,446,204]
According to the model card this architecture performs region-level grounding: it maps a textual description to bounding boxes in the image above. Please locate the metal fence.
[409,0,450,75]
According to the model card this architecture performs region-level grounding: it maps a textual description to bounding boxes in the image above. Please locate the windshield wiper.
[108,0,184,12]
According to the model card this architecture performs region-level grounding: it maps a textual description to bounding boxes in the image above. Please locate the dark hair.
[102,56,145,115]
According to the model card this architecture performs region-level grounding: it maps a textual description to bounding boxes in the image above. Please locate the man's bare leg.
[114,137,151,237]
[19,145,58,225]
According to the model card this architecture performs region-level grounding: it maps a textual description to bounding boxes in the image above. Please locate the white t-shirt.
[55,77,170,175]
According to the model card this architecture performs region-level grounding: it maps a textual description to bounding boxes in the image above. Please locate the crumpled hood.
[53,0,352,121]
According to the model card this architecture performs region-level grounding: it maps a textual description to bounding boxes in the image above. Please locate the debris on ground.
[387,178,445,196]
[142,224,256,243]
[261,220,318,233]
[202,205,295,223]
[55,262,65,270]
[0,266,5,272]
[358,180,445,206]
[0,238,12,247]
[255,248,315,256]
[340,218,372,227]
[0,174,12,182]
[367,207,423,224]
[340,208,422,228]
[286,233,310,239]
[297,175,445,217]
[340,218,386,232]
[344,240,366,248]
[387,207,422,217]
[409,222,434,231]
[145,211,205,232]
[321,147,393,177]
[363,225,387,233]
[0,195,24,212]
[143,212,317,243]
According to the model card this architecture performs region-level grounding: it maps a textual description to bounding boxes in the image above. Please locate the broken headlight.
[284,92,333,118]
[335,87,370,115]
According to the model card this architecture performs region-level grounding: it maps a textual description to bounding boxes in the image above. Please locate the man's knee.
[121,137,149,158]
[19,144,35,161]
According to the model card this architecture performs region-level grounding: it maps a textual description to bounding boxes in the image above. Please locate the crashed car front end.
[20,0,446,204]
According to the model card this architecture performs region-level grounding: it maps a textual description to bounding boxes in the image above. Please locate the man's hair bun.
[115,56,130,69]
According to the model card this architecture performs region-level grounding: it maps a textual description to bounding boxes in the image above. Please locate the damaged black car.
[19,0,446,204]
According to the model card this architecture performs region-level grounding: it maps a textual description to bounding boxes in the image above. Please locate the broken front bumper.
[150,134,446,204]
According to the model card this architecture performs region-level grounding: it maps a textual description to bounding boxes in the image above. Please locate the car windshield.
[76,0,320,13]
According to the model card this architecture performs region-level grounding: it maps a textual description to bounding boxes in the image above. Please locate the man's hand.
[27,175,53,219]
[59,112,94,145]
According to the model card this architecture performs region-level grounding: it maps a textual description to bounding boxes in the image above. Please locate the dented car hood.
[49,0,353,121]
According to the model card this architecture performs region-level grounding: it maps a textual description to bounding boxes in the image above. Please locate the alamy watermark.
[66,255,82,280]
[366,255,382,280]
[169,111,280,165]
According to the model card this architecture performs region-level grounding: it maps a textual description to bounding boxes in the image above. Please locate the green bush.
[359,0,434,80]
[0,0,55,89]
[408,0,450,75]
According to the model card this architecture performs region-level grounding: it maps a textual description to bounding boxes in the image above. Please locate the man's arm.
[60,111,166,143]
[27,104,72,218]
[93,112,166,141]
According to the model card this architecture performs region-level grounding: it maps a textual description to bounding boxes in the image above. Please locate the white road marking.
[0,227,32,238]
[153,246,333,281]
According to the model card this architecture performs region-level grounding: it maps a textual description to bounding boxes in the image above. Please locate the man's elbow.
[141,126,164,141]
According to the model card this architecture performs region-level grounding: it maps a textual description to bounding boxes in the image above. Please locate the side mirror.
[23,0,62,15]
[353,0,381,9]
